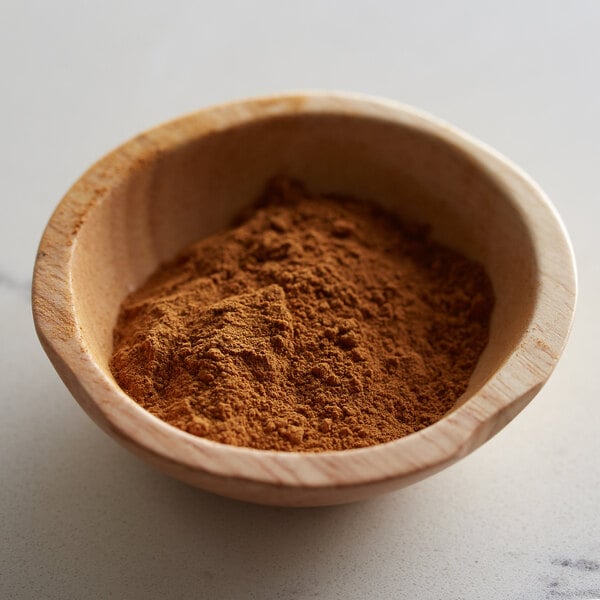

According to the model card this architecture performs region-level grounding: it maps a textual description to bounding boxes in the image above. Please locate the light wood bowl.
[32,92,576,506]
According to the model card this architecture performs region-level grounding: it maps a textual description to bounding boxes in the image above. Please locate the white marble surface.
[2,1,599,598]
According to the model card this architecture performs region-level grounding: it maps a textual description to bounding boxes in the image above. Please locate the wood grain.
[32,92,577,506]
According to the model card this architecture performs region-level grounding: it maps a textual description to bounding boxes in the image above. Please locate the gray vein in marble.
[543,558,600,600]
[0,271,31,297]
[546,590,600,599]
[551,558,600,572]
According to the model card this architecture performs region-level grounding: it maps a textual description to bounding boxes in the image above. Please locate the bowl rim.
[32,90,577,492]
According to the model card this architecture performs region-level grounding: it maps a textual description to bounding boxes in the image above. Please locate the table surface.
[2,2,599,598]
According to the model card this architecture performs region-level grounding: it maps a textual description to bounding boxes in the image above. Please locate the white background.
[2,1,599,598]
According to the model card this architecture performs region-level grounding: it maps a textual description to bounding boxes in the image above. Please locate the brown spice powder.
[111,178,494,451]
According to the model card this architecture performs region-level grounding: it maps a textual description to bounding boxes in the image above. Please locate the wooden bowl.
[32,92,576,506]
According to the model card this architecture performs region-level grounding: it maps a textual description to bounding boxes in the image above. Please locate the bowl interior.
[71,112,536,410]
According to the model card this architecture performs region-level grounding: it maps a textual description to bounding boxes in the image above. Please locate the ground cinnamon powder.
[111,178,494,451]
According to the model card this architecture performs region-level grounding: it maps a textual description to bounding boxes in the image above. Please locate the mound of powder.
[111,177,494,451]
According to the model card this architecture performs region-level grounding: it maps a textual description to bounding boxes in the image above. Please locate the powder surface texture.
[111,178,494,451]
